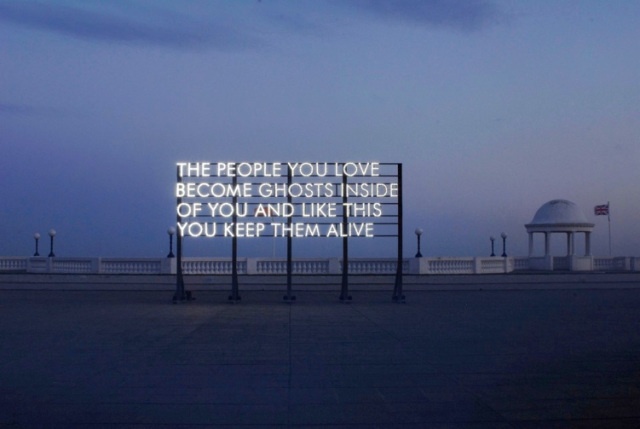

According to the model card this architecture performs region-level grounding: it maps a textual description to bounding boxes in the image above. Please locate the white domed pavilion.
[525,199,595,270]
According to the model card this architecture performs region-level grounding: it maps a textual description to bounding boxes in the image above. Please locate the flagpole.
[607,201,611,256]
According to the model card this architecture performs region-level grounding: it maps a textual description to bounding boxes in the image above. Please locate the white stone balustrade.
[0,257,27,271]
[50,258,96,273]
[0,256,638,275]
[100,258,169,274]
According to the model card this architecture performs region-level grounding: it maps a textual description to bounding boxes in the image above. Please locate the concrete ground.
[1,287,640,428]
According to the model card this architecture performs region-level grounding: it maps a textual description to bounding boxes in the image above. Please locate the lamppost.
[33,233,40,256]
[415,228,423,258]
[167,227,175,258]
[48,229,56,257]
[501,232,507,257]
[490,236,495,257]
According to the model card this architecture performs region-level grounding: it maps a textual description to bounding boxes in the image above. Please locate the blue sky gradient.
[1,0,638,258]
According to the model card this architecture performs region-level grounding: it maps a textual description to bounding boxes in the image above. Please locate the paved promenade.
[1,286,640,428]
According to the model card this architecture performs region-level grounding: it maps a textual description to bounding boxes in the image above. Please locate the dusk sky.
[2,0,639,258]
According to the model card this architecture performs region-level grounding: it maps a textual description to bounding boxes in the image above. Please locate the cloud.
[0,1,254,50]
[342,0,500,31]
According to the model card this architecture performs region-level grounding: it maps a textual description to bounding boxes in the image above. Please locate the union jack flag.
[594,204,609,216]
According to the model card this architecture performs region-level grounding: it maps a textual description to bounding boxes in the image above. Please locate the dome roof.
[527,199,593,227]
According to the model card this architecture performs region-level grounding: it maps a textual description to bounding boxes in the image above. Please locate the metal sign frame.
[173,162,403,303]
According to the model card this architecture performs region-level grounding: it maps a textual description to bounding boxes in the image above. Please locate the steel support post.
[173,166,188,303]
[285,164,295,302]
[229,173,241,302]
[340,170,351,301]
[393,163,405,302]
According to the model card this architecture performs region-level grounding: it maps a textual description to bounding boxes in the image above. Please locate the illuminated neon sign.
[175,162,400,239]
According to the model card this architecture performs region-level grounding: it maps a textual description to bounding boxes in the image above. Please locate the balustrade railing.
[0,255,637,275]
[553,256,570,271]
[51,258,95,274]
[255,259,332,275]
[594,257,637,272]
[347,259,407,274]
[0,257,27,271]
[181,258,245,275]
[512,257,530,271]
[292,260,331,274]
[256,260,286,274]
[101,258,165,274]
[425,258,475,274]
[481,258,507,273]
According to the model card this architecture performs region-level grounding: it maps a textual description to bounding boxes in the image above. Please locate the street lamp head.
[167,227,176,236]
[415,228,423,236]
[48,229,56,237]
[34,232,41,239]
[490,236,495,241]
[501,232,507,239]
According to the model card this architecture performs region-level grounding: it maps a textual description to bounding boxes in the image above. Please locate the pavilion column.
[571,232,575,255]
[585,231,592,256]
[528,232,534,257]
[544,232,550,256]
[566,232,575,256]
